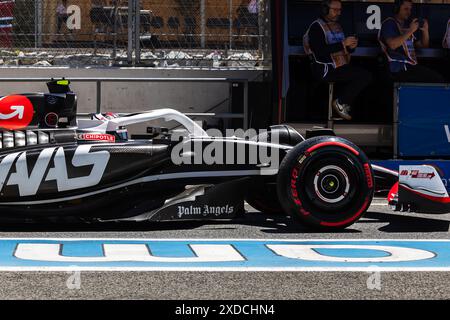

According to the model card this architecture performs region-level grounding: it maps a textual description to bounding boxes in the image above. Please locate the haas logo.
[0,145,109,197]
[0,95,34,130]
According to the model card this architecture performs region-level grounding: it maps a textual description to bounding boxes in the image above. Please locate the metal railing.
[0,77,249,129]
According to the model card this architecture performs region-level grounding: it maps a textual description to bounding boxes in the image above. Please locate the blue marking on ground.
[0,239,448,270]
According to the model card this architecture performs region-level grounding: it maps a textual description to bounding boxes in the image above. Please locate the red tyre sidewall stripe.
[306,141,359,156]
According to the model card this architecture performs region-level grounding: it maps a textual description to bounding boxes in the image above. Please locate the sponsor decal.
[410,170,435,179]
[177,205,234,218]
[0,95,34,130]
[400,169,436,179]
[77,133,116,143]
[290,165,309,216]
[364,163,373,188]
[46,96,58,105]
[0,145,109,197]
[298,155,307,165]
[44,112,58,127]
[0,239,446,271]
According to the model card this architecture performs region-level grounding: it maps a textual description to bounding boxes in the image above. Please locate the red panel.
[0,95,34,130]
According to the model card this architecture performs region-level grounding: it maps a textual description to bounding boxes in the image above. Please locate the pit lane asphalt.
[0,199,448,300]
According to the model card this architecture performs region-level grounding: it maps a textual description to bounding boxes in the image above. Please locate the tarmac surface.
[0,199,448,300]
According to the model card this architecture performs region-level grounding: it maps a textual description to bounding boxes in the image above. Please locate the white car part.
[77,108,208,137]
[399,165,448,198]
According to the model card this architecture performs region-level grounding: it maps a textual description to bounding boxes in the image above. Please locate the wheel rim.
[313,165,350,204]
[295,152,358,212]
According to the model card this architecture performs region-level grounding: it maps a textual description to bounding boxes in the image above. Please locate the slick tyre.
[277,136,374,230]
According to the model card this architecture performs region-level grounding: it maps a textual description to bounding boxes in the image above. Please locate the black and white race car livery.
[0,79,387,230]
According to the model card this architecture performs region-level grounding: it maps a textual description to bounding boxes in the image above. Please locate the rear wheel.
[277,136,374,230]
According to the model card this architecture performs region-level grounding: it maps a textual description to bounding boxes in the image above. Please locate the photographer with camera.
[378,0,444,82]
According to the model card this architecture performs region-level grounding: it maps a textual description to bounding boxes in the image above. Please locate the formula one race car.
[0,79,392,230]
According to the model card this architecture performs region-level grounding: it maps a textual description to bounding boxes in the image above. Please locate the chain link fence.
[0,0,271,68]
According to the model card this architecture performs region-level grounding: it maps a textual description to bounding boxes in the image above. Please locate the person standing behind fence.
[56,0,68,33]
[248,0,258,13]
[378,0,444,83]
[246,0,259,27]
[303,0,372,121]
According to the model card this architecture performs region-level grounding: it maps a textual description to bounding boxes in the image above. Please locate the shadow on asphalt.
[0,210,446,234]
[363,211,450,233]
[0,211,357,234]
[234,212,361,234]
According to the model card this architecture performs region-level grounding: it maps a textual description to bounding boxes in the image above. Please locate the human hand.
[420,18,429,33]
[343,36,358,48]
[349,38,358,49]
[409,18,420,34]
